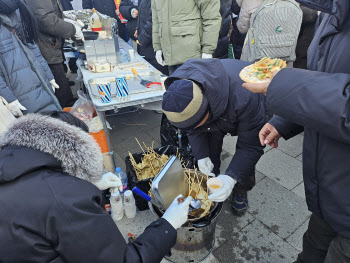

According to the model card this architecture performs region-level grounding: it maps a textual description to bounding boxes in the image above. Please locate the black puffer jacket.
[165,59,266,183]
[24,0,76,64]
[269,0,350,238]
[215,0,232,59]
[120,0,138,41]
[0,114,177,263]
[83,0,119,20]
[136,0,168,74]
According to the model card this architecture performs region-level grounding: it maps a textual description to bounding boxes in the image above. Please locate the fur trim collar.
[0,114,103,183]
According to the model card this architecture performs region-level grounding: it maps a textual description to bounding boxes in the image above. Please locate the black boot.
[231,191,248,216]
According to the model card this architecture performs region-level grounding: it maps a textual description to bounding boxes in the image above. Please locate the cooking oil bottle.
[90,8,102,32]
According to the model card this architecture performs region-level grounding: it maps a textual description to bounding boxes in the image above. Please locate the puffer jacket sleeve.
[138,5,153,47]
[195,0,222,55]
[268,115,304,140]
[267,68,350,144]
[151,0,161,51]
[26,43,54,81]
[25,0,76,39]
[120,0,136,21]
[187,131,211,161]
[0,74,17,103]
[46,178,177,263]
[237,0,254,34]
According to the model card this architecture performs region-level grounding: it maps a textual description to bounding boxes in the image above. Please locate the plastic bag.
[70,91,95,123]
[88,116,111,133]
[0,97,16,137]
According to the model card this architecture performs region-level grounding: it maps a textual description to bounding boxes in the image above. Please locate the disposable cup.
[207,178,223,194]
[110,191,122,205]
[128,49,135,60]
[96,80,112,103]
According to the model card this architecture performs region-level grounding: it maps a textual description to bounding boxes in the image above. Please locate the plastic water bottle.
[116,167,128,194]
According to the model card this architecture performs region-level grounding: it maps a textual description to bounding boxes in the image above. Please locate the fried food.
[254,57,287,80]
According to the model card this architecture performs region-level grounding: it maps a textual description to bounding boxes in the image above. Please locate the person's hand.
[259,123,281,148]
[134,30,138,38]
[208,175,236,202]
[242,70,280,95]
[198,157,215,177]
[115,9,120,16]
[132,9,139,18]
[50,79,59,93]
[156,50,167,66]
[202,53,213,59]
[162,195,192,229]
[93,172,123,191]
[6,100,26,117]
[64,18,85,40]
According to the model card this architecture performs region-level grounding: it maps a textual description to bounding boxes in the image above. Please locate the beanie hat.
[162,80,209,129]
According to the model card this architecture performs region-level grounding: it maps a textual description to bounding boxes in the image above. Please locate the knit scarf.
[0,0,39,43]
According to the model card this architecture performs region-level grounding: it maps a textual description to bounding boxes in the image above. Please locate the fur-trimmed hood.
[0,114,103,183]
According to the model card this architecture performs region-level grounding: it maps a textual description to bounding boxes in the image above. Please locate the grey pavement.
[103,109,309,262]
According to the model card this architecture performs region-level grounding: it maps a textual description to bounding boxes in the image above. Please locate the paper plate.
[239,64,271,83]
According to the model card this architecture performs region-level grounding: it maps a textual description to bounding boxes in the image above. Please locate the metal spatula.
[131,68,152,87]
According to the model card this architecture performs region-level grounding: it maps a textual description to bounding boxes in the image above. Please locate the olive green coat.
[152,0,222,66]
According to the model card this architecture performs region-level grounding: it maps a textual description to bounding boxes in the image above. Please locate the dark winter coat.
[0,114,177,263]
[120,0,138,41]
[82,0,119,20]
[268,0,350,238]
[214,0,232,59]
[24,0,76,64]
[0,12,59,113]
[165,59,266,183]
[136,0,168,75]
[294,6,318,69]
[59,0,73,11]
[230,1,246,59]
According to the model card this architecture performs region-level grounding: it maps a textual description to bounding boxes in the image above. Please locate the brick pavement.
[106,109,310,263]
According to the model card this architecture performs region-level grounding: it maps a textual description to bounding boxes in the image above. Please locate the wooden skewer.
[135,138,146,154]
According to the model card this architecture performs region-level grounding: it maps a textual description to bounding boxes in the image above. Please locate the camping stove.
[150,202,222,263]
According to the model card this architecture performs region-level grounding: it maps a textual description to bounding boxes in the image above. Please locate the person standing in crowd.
[240,0,302,67]
[0,0,61,116]
[243,0,350,261]
[162,59,266,216]
[135,0,168,75]
[230,0,247,59]
[214,0,233,59]
[119,0,139,50]
[152,0,222,75]
[0,111,193,262]
[294,6,318,69]
[24,0,83,108]
[59,0,73,11]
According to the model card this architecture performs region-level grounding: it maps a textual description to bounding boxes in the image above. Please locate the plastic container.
[90,8,102,32]
[116,167,128,194]
[207,178,223,194]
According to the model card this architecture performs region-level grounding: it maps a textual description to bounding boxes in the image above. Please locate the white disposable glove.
[208,175,236,202]
[202,53,213,59]
[198,157,215,177]
[156,50,167,66]
[64,18,85,40]
[93,172,123,191]
[6,100,26,117]
[50,79,60,93]
[162,195,192,229]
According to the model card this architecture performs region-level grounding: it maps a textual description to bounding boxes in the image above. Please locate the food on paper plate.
[240,57,287,83]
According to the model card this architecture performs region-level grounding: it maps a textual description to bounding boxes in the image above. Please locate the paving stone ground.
[104,109,309,262]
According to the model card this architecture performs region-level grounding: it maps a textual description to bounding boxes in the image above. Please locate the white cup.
[111,192,124,221]
[128,49,135,60]
[207,178,223,194]
[110,191,122,205]
[124,200,136,219]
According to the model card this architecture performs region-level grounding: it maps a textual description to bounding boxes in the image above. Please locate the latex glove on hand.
[198,157,215,177]
[64,18,85,41]
[50,79,59,93]
[202,53,213,59]
[162,195,192,229]
[6,100,26,117]
[208,175,236,202]
[93,172,123,191]
[155,50,167,66]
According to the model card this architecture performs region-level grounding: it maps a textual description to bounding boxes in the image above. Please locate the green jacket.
[152,0,221,66]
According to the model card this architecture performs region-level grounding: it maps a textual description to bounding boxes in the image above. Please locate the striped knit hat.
[162,80,208,129]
